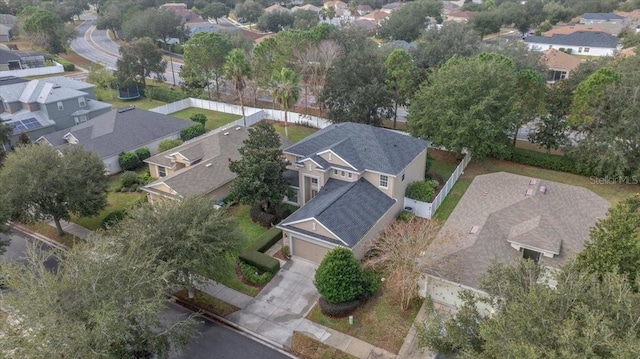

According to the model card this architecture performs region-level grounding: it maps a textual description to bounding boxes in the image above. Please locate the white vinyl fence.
[1,62,64,78]
[404,151,471,219]
[150,98,332,129]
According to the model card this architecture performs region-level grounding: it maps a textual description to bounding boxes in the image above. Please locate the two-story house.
[277,122,429,263]
[0,76,111,144]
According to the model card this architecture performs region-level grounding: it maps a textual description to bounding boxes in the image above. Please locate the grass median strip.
[173,289,239,317]
[291,331,357,359]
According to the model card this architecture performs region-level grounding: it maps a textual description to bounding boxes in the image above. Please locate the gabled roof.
[0,76,27,87]
[360,10,389,21]
[581,13,625,21]
[0,76,94,104]
[279,178,395,247]
[541,48,582,72]
[0,48,20,65]
[525,31,618,49]
[543,24,605,36]
[143,127,249,199]
[39,107,190,158]
[265,4,291,12]
[285,122,428,176]
[292,4,320,12]
[382,2,402,10]
[324,0,347,9]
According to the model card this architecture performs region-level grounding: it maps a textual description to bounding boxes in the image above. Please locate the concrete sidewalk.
[46,219,93,240]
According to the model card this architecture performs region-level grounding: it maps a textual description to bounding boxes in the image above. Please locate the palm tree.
[271,67,301,139]
[223,49,252,126]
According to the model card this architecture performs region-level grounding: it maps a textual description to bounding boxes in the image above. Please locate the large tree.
[0,145,107,236]
[377,0,442,42]
[320,26,392,126]
[95,0,125,38]
[234,0,264,29]
[201,2,230,24]
[257,10,295,33]
[270,67,301,139]
[116,37,167,89]
[0,236,194,358]
[114,196,243,298]
[0,122,12,151]
[21,9,68,54]
[224,49,252,126]
[122,8,184,44]
[384,49,416,130]
[419,260,640,357]
[414,22,481,70]
[408,53,521,158]
[229,122,289,214]
[182,32,233,99]
[576,194,640,283]
[470,10,502,39]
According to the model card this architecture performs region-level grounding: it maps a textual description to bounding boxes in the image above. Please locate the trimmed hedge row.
[239,227,282,274]
[507,148,594,177]
[249,205,277,226]
[147,87,188,103]
[55,57,75,71]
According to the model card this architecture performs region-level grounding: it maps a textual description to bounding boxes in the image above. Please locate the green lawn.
[95,87,167,110]
[308,289,422,353]
[22,222,82,248]
[268,121,318,143]
[429,149,460,182]
[173,289,239,317]
[292,332,357,359]
[170,108,241,131]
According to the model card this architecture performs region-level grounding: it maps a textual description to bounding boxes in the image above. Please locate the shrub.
[239,261,275,284]
[249,204,277,227]
[318,297,360,317]
[101,210,127,229]
[246,227,283,252]
[190,113,207,126]
[137,171,153,185]
[147,87,187,102]
[508,148,593,176]
[180,123,206,141]
[274,204,291,222]
[158,138,183,152]
[398,210,416,222]
[119,171,139,188]
[55,57,75,71]
[361,268,380,299]
[280,245,290,258]
[135,147,151,161]
[314,247,364,304]
[118,152,141,171]
[239,250,280,273]
[406,180,439,202]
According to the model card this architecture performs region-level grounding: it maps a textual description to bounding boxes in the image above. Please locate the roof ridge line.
[314,180,360,219]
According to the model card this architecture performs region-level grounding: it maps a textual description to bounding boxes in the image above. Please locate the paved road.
[71,19,184,84]
[0,230,290,359]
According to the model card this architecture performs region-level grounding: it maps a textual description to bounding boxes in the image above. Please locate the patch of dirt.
[291,332,357,359]
[272,251,290,261]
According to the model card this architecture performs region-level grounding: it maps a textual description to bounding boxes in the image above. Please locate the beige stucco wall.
[351,202,398,259]
[148,163,177,179]
[318,151,352,168]
[290,219,339,241]
[393,148,427,202]
[362,171,394,198]
[205,182,231,201]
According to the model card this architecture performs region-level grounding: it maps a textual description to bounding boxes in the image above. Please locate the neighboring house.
[352,19,378,34]
[0,75,27,87]
[579,13,624,25]
[160,2,203,24]
[445,10,476,23]
[37,106,191,175]
[618,46,636,57]
[524,31,619,57]
[442,1,460,15]
[542,24,605,36]
[142,126,249,203]
[0,76,112,144]
[324,1,347,10]
[381,2,403,13]
[265,4,291,13]
[360,10,389,23]
[292,4,321,13]
[0,48,21,71]
[383,40,418,52]
[541,48,582,83]
[356,4,373,15]
[0,14,16,42]
[421,172,610,310]
[277,122,428,264]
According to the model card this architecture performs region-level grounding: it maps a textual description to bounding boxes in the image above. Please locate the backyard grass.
[173,289,239,317]
[59,49,96,70]
[307,288,422,353]
[0,310,7,330]
[169,107,241,131]
[22,222,82,248]
[268,121,318,143]
[515,139,563,155]
[95,87,167,110]
[428,149,460,182]
[291,331,358,359]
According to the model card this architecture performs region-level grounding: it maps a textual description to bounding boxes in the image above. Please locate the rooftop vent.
[223,132,229,136]
[470,225,480,234]
[205,163,213,167]
[52,84,61,89]
[525,189,534,196]
[539,186,547,194]
[117,106,135,113]
[529,179,538,185]
[235,127,241,130]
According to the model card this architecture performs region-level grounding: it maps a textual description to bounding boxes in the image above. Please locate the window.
[584,47,590,53]
[578,47,583,53]
[288,188,298,203]
[311,177,318,185]
[347,172,352,179]
[401,172,405,181]
[334,169,338,175]
[57,101,64,110]
[158,166,166,177]
[379,174,388,188]
[341,170,345,177]
[522,248,541,263]
[74,115,87,125]
[78,97,86,107]
[311,189,318,198]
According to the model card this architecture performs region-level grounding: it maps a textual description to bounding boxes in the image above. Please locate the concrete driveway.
[226,259,319,347]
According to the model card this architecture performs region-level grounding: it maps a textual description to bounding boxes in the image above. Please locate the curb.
[170,294,297,358]
[9,222,69,251]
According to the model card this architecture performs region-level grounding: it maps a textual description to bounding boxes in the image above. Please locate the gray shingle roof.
[279,178,396,247]
[525,31,618,48]
[581,13,624,21]
[143,127,249,199]
[0,49,21,65]
[0,76,95,104]
[40,107,191,158]
[284,122,428,176]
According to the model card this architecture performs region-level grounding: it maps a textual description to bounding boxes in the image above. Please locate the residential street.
[0,230,291,359]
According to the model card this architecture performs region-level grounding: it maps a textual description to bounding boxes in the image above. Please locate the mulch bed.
[235,261,269,291]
